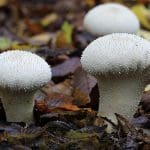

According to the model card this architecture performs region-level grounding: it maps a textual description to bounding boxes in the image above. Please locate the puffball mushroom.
[81,33,150,122]
[83,3,140,36]
[0,50,51,123]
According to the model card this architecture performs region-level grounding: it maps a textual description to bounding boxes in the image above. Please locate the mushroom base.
[0,89,35,123]
[97,74,143,123]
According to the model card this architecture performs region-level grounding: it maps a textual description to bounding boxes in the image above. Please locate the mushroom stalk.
[97,74,144,122]
[1,89,35,123]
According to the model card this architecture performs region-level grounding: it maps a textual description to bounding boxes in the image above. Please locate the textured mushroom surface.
[83,3,140,36]
[0,50,51,89]
[81,33,150,75]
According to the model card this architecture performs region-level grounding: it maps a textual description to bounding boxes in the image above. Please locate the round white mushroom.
[83,3,140,36]
[81,33,150,123]
[0,50,52,123]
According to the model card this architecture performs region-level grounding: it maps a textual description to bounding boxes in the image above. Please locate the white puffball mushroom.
[81,33,150,123]
[0,50,52,123]
[83,3,140,36]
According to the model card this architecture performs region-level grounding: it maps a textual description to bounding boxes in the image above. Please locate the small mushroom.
[83,3,140,36]
[0,50,51,123]
[81,33,150,123]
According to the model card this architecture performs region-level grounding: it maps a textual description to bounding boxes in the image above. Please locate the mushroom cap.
[0,50,52,90]
[81,33,150,76]
[83,3,140,36]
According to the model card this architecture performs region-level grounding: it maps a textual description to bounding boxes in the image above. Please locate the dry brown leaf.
[72,67,97,106]
[73,88,90,106]
[116,113,139,135]
[35,93,80,113]
[52,57,81,77]
[141,91,150,113]
[24,18,43,34]
[42,79,73,96]
[55,31,73,49]
[73,67,97,96]
[56,103,80,111]
[138,0,150,4]
[116,113,150,143]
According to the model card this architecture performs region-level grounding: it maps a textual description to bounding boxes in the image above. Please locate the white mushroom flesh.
[83,3,140,36]
[81,33,150,122]
[0,50,52,123]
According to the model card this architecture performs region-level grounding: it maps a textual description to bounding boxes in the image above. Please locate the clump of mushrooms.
[83,3,140,36]
[0,50,51,123]
[81,33,150,123]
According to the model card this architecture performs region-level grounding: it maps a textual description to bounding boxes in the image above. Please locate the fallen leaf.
[0,0,7,7]
[73,67,97,95]
[132,4,150,30]
[29,32,54,45]
[145,84,150,92]
[0,27,24,42]
[11,145,31,150]
[0,37,12,50]
[131,116,150,128]
[24,18,43,34]
[142,144,150,150]
[54,0,82,13]
[61,21,73,44]
[40,13,58,27]
[35,93,80,113]
[116,113,150,143]
[10,43,38,52]
[52,57,81,77]
[73,89,91,106]
[138,0,150,4]
[116,113,139,135]
[73,29,96,50]
[36,46,69,64]
[46,93,76,109]
[84,0,96,7]
[141,91,150,113]
[55,31,70,48]
[72,67,97,106]
[55,21,73,48]
[137,29,150,40]
[63,131,101,150]
[42,79,73,96]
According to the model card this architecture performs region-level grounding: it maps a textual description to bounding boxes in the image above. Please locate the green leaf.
[61,21,73,44]
[0,37,12,50]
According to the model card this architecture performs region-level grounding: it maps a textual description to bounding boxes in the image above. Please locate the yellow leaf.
[137,29,150,40]
[0,0,7,7]
[144,84,150,92]
[29,32,54,45]
[40,13,58,27]
[132,4,150,30]
[61,21,73,44]
[55,31,68,48]
[84,0,95,7]
[11,43,38,52]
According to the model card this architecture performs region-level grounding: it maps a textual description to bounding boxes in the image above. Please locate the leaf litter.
[0,0,150,149]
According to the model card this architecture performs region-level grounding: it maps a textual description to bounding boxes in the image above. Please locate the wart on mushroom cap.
[0,50,52,123]
[83,3,140,36]
[81,33,150,123]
